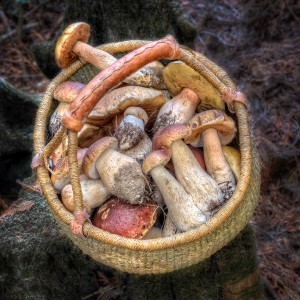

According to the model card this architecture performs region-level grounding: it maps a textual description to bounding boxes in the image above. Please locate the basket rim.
[34,40,254,252]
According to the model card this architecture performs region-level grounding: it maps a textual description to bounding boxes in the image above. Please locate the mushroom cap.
[185,110,236,146]
[54,81,85,103]
[92,197,158,239]
[222,146,241,180]
[55,22,90,68]
[86,86,167,126]
[142,149,171,175]
[163,61,225,111]
[152,124,192,150]
[82,137,118,179]
[124,106,149,125]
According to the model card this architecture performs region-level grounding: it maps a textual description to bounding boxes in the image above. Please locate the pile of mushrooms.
[49,22,242,240]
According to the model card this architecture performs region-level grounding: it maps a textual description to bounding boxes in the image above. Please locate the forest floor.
[0,0,299,299]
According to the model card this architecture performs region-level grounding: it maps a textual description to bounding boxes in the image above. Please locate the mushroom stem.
[121,133,152,164]
[202,128,236,200]
[115,106,149,150]
[153,88,200,133]
[73,41,161,87]
[95,148,146,204]
[171,139,223,214]
[149,165,206,231]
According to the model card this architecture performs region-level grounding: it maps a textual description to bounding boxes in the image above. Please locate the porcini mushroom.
[61,178,110,214]
[82,137,146,204]
[163,61,224,111]
[115,106,149,150]
[92,197,158,239]
[153,124,223,214]
[87,85,168,127]
[185,110,237,200]
[153,87,201,133]
[142,149,206,231]
[55,22,162,88]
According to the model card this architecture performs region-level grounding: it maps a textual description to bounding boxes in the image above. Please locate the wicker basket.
[33,37,260,275]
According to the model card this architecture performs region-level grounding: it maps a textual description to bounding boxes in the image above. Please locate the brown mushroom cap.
[163,61,225,111]
[142,149,171,175]
[55,22,90,68]
[54,81,85,103]
[87,86,167,126]
[82,137,118,179]
[185,110,236,146]
[152,124,192,150]
[92,197,158,239]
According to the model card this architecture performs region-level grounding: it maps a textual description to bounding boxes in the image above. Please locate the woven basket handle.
[62,35,181,132]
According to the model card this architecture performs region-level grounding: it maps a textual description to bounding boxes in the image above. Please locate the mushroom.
[163,61,225,111]
[82,136,146,204]
[61,178,110,214]
[185,110,237,200]
[86,85,168,127]
[115,106,149,150]
[153,87,201,133]
[51,148,87,193]
[153,124,223,215]
[92,197,158,239]
[222,146,241,181]
[55,22,162,88]
[142,149,206,231]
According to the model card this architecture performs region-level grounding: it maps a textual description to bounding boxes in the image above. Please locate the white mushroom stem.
[202,128,236,200]
[115,107,149,150]
[95,148,145,204]
[61,179,110,214]
[153,88,201,133]
[162,214,182,237]
[73,41,161,87]
[171,140,224,214]
[149,165,206,231]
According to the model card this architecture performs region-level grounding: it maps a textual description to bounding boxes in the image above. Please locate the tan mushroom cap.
[163,61,225,111]
[54,81,85,103]
[152,124,192,150]
[222,146,241,180]
[87,86,168,126]
[55,22,90,68]
[185,110,236,146]
[82,137,118,179]
[142,149,171,175]
[92,197,158,239]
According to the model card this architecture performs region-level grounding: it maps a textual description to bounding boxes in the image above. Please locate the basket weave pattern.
[33,40,260,274]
